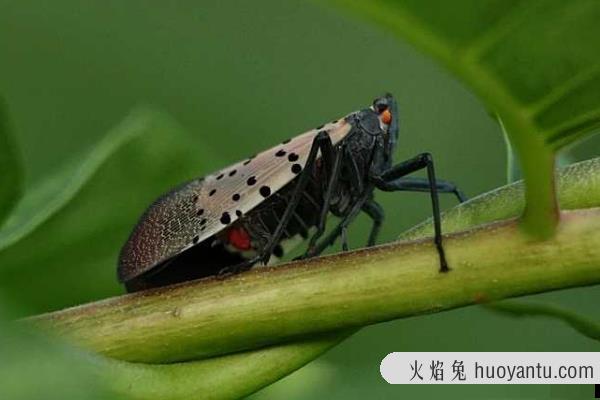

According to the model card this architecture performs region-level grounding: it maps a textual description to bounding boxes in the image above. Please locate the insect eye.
[373,97,389,114]
[381,109,392,125]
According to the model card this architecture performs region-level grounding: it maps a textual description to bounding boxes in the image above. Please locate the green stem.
[27,158,600,399]
[94,330,353,400]
[32,209,600,364]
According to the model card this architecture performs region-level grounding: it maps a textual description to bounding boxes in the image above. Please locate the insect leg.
[260,131,337,265]
[371,152,449,272]
[301,187,373,258]
[340,226,349,251]
[347,148,364,193]
[306,150,367,252]
[380,176,467,203]
[217,257,257,278]
[306,143,344,251]
[361,199,385,246]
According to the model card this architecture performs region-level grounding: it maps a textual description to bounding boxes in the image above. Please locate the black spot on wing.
[229,169,237,177]
[200,218,207,225]
[220,212,231,225]
[217,174,224,180]
[235,210,242,217]
[209,189,217,196]
[232,193,240,201]
[192,235,200,244]
[196,208,204,216]
[259,186,271,198]
[282,138,291,144]
[247,176,257,186]
[275,149,286,157]
[291,164,302,174]
[288,153,299,162]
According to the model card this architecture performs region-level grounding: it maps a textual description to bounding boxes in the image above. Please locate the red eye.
[381,109,392,125]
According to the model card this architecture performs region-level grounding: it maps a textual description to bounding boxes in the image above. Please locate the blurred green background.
[0,1,598,398]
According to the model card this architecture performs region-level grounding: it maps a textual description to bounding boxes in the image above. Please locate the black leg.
[362,199,385,246]
[347,152,364,193]
[301,187,373,259]
[340,226,349,251]
[303,146,369,257]
[306,143,344,251]
[216,257,257,278]
[371,152,449,272]
[381,176,467,203]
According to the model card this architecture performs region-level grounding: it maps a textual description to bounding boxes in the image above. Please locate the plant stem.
[94,330,353,400]
[26,158,600,399]
[31,209,600,364]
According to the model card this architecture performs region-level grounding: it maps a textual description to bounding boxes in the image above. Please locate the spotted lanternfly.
[118,94,466,292]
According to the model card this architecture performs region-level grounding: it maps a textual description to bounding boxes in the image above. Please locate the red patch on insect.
[227,227,252,250]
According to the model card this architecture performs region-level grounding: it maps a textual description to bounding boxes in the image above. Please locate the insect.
[118,94,466,292]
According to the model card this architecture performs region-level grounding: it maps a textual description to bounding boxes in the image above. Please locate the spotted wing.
[118,117,353,282]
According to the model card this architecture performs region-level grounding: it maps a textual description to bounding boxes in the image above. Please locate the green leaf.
[0,109,157,252]
[330,0,600,238]
[0,108,221,314]
[0,99,23,226]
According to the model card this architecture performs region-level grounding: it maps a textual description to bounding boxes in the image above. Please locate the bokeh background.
[0,1,598,398]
